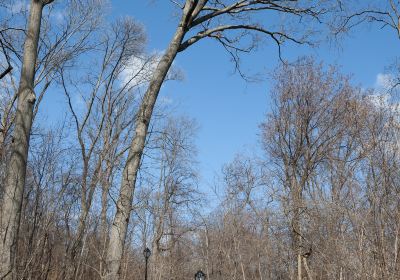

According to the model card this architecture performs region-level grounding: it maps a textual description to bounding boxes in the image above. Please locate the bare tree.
[261,58,363,279]
[337,0,400,38]
[0,0,104,155]
[105,1,346,278]
[146,116,199,280]
[0,1,55,278]
[0,0,104,278]
[17,124,74,279]
[59,17,147,278]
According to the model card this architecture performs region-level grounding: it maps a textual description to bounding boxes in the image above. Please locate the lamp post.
[195,270,206,280]
[143,247,151,280]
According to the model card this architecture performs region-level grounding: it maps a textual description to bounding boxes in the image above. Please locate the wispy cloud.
[367,73,399,112]
[375,73,394,91]
[120,51,183,90]
[121,54,159,88]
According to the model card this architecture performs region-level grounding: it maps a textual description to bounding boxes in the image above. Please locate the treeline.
[6,57,400,279]
[1,0,399,280]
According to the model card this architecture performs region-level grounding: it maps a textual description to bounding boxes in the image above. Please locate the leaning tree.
[105,1,348,279]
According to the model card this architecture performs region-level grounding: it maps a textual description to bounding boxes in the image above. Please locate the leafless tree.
[145,116,199,280]
[261,57,365,279]
[105,1,346,278]
[0,1,55,278]
[59,17,147,279]
[0,0,104,278]
[336,0,400,38]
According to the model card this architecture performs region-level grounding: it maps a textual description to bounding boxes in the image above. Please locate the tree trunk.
[104,2,196,278]
[100,164,112,268]
[291,176,303,280]
[303,257,313,280]
[69,160,100,278]
[0,1,48,278]
[297,253,302,280]
[150,239,161,280]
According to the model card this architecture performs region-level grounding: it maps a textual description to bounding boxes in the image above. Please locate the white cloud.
[121,54,160,89]
[367,73,400,112]
[120,52,183,90]
[375,73,394,91]
[366,75,400,156]
[366,93,391,109]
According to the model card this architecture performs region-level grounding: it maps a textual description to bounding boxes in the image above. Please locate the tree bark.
[104,2,196,279]
[291,176,303,280]
[0,1,49,279]
[302,257,313,280]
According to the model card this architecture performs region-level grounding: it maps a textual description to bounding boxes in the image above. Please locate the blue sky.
[34,1,398,203]
[107,1,399,198]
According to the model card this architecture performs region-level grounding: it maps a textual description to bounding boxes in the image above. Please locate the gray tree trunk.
[104,2,197,279]
[0,1,50,279]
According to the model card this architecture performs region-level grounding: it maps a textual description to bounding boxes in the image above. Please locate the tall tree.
[261,58,362,279]
[105,1,345,278]
[0,1,54,278]
[60,17,147,278]
[147,117,199,280]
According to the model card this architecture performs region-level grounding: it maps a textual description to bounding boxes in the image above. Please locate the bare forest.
[0,0,399,280]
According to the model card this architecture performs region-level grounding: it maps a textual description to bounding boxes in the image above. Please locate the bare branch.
[179,24,307,52]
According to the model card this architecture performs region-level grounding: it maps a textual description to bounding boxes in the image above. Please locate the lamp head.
[143,247,151,259]
[195,270,206,280]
